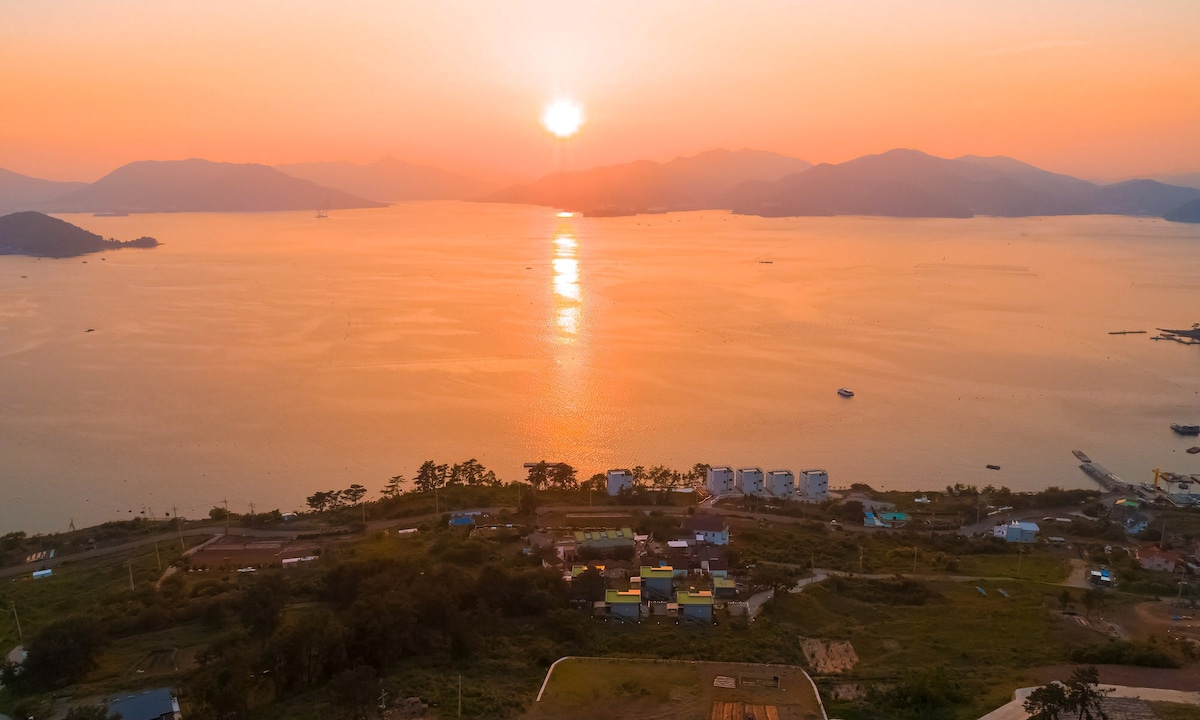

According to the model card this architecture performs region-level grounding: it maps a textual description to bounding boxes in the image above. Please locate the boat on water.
[92,211,129,217]
[1171,423,1200,435]
[837,388,854,398]
[315,210,328,219]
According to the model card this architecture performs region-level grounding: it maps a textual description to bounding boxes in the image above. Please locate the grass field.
[524,657,824,720]
[0,537,203,645]
[1150,701,1200,720]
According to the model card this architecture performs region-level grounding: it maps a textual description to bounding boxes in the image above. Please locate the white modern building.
[766,470,795,499]
[735,467,765,496]
[606,468,634,496]
[799,469,829,502]
[706,466,736,495]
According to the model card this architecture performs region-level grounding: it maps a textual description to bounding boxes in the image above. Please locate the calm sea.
[1,204,1198,532]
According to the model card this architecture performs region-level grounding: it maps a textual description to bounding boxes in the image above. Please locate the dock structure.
[1078,460,1125,491]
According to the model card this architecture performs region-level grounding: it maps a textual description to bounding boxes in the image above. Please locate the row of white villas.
[705,466,829,502]
[602,466,829,502]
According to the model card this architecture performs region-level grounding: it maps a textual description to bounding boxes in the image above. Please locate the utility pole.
[1160,518,1168,550]
[458,675,462,718]
[154,541,161,571]
[10,601,22,641]
[858,546,864,575]
[1178,580,1188,602]
[1017,546,1024,577]
[223,498,229,535]
[127,562,135,592]
[174,505,184,550]
[378,683,389,711]
[913,546,918,574]
[249,502,255,517]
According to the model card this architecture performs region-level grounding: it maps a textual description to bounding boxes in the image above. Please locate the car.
[830,519,840,525]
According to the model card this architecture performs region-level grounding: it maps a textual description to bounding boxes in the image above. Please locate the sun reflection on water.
[552,230,581,337]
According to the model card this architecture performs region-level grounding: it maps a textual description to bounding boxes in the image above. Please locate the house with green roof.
[676,590,714,622]
[574,528,636,556]
[640,565,675,600]
[713,577,737,599]
[605,588,642,621]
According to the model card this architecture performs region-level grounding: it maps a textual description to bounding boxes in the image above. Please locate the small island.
[0,211,159,258]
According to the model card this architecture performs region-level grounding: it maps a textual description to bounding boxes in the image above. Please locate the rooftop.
[574,528,636,544]
[676,590,714,606]
[686,514,728,533]
[607,468,634,477]
[640,566,675,579]
[108,689,176,720]
[767,469,794,477]
[605,588,641,604]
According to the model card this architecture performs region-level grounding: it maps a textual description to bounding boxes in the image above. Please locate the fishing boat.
[837,388,854,398]
[1171,423,1200,435]
[315,210,328,219]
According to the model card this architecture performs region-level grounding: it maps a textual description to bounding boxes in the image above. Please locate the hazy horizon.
[3,1,1200,184]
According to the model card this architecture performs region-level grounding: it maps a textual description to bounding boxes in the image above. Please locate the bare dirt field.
[798,638,858,675]
[189,538,321,569]
[524,658,824,720]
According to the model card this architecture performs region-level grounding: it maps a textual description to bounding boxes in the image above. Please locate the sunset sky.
[2,0,1199,183]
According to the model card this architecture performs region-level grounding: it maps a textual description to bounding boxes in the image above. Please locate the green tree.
[330,665,378,720]
[525,461,552,490]
[240,574,288,639]
[1025,681,1069,720]
[19,615,108,690]
[1024,667,1108,720]
[341,484,367,506]
[64,705,121,720]
[306,491,335,512]
[572,568,607,603]
[582,473,606,492]
[414,460,448,492]
[381,474,406,499]
[208,506,229,521]
[1058,589,1074,613]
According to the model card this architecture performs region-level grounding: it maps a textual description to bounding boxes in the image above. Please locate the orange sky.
[2,1,1199,183]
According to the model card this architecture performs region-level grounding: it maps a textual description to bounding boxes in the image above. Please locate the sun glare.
[542,99,583,138]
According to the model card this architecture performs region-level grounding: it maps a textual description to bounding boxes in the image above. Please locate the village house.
[574,528,635,557]
[676,590,715,622]
[605,588,642,621]
[685,513,730,546]
[605,468,635,495]
[107,689,182,720]
[766,469,795,499]
[640,565,676,601]
[699,545,730,578]
[799,469,829,502]
[706,466,736,495]
[1138,545,1182,573]
[735,467,765,496]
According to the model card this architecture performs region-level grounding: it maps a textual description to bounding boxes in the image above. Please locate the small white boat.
[837,388,854,398]
[315,210,328,219]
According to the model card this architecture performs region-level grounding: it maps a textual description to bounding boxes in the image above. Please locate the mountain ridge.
[482,148,813,215]
[276,157,494,202]
[45,159,385,213]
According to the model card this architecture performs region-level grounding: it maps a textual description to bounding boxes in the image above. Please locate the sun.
[542,99,584,138]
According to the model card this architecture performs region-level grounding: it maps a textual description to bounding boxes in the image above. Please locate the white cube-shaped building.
[767,470,795,499]
[606,469,634,496]
[799,469,829,502]
[706,466,735,495]
[735,467,765,496]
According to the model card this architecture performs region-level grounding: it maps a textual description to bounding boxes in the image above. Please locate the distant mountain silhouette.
[1150,172,1200,191]
[0,168,86,213]
[0,211,158,258]
[276,157,494,202]
[1164,198,1200,223]
[46,159,384,213]
[483,149,812,215]
[726,149,1200,219]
